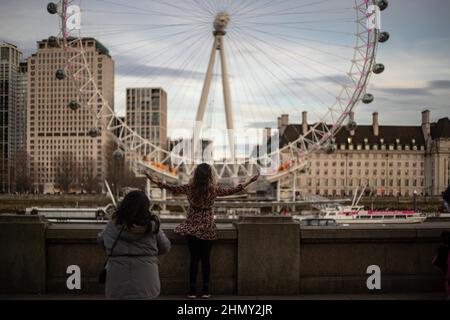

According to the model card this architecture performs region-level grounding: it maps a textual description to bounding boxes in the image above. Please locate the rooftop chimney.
[281,114,289,127]
[264,127,272,142]
[277,117,282,129]
[302,111,308,135]
[372,112,379,137]
[349,111,355,136]
[422,110,431,139]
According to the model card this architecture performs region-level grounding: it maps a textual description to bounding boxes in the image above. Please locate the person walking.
[146,163,259,299]
[432,231,450,300]
[442,185,450,213]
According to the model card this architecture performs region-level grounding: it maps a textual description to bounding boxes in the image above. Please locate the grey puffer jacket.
[97,220,171,300]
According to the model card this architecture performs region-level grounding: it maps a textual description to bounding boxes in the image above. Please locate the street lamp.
[413,190,417,212]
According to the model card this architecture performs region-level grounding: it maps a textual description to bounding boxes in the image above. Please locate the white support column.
[292,171,297,213]
[162,186,167,212]
[292,171,297,201]
[192,12,236,162]
[193,37,219,160]
[277,180,281,213]
[146,179,151,198]
[218,36,236,160]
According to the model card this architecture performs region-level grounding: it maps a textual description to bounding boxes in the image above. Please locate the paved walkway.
[0,293,446,300]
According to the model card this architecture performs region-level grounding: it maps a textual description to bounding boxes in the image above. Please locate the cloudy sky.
[1,0,449,136]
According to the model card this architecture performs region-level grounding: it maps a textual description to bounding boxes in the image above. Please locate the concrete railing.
[0,215,447,295]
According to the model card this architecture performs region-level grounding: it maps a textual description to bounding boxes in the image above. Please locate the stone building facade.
[279,110,450,197]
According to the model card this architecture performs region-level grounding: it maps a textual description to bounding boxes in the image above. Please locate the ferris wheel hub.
[213,11,230,35]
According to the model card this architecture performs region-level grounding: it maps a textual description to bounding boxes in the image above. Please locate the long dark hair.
[112,190,159,233]
[190,163,215,206]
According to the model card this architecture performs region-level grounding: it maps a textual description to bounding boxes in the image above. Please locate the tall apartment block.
[126,87,168,150]
[27,38,115,192]
[16,62,28,155]
[0,43,26,193]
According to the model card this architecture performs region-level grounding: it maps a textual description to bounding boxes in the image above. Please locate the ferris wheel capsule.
[379,32,390,43]
[55,69,65,80]
[325,144,337,154]
[48,36,59,48]
[68,100,80,111]
[88,128,100,138]
[373,64,385,74]
[377,0,389,11]
[47,2,58,15]
[362,93,374,104]
[113,149,125,160]
[346,121,358,132]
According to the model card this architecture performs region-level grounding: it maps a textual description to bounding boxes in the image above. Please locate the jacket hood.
[108,219,158,241]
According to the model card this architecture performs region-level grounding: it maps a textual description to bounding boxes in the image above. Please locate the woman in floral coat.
[146,163,259,299]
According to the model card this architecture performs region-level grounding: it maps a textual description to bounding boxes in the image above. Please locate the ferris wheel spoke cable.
[115,26,208,71]
[124,30,209,90]
[234,0,334,18]
[224,40,259,132]
[225,37,265,130]
[112,26,209,78]
[106,25,207,53]
[149,39,212,124]
[240,19,357,26]
[83,22,200,27]
[229,28,318,115]
[187,0,217,16]
[239,28,352,64]
[82,23,206,39]
[228,30,314,143]
[231,35,333,142]
[246,7,353,19]
[243,25,354,50]
[226,33,290,127]
[157,38,213,125]
[236,22,355,37]
[148,0,214,16]
[227,0,261,17]
[234,26,350,93]
[84,9,210,24]
[114,32,210,127]
[82,22,206,34]
[230,28,330,111]
[92,0,209,19]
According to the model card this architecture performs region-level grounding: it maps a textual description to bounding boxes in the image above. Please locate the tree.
[81,156,100,194]
[105,143,144,196]
[53,151,78,193]
[15,150,33,193]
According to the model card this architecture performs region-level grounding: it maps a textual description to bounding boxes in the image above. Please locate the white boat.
[25,205,114,221]
[322,205,427,224]
[321,185,426,224]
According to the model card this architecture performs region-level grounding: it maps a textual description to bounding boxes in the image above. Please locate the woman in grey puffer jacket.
[97,191,171,300]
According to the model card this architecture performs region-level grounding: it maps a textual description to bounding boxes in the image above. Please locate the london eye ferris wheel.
[46,0,390,187]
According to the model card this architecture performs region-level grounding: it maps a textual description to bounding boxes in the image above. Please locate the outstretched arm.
[242,171,260,188]
[215,172,260,197]
[145,172,189,194]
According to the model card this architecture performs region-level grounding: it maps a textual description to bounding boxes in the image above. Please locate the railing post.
[235,216,300,295]
[0,215,48,294]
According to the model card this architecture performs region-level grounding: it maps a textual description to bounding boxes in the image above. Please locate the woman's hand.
[243,171,260,188]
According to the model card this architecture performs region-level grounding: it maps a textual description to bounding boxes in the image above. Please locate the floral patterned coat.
[155,182,244,240]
